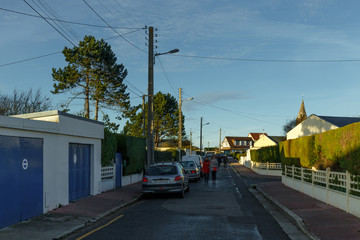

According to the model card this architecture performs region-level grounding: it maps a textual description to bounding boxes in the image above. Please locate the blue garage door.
[0,136,43,228]
[69,143,91,202]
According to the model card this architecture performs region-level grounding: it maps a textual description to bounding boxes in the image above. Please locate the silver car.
[180,160,200,182]
[142,162,189,198]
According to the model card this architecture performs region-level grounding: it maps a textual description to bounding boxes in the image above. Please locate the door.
[0,136,43,228]
[69,143,91,202]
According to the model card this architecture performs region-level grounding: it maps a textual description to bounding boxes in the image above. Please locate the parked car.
[142,162,189,198]
[180,160,201,182]
[182,155,203,176]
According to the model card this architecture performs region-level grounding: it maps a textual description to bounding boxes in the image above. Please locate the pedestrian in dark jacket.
[217,155,222,168]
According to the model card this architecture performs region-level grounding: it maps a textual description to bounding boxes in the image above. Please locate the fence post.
[292,165,295,188]
[346,170,350,213]
[326,167,330,204]
[267,162,269,175]
[301,166,304,192]
[312,167,315,198]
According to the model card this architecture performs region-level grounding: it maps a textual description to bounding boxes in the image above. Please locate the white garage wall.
[0,111,103,213]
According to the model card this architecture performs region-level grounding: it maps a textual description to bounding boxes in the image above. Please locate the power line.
[82,0,147,53]
[174,54,360,63]
[0,7,143,30]
[23,0,76,46]
[156,56,177,96]
[0,28,142,68]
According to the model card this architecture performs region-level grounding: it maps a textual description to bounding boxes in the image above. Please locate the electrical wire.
[174,54,360,63]
[156,56,177,96]
[0,28,142,68]
[82,0,147,53]
[23,0,76,46]
[0,7,143,29]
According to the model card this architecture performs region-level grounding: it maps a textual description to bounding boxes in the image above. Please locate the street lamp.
[178,87,193,161]
[147,26,179,168]
[200,117,209,155]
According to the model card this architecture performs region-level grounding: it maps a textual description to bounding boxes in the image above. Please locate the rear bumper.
[142,183,183,193]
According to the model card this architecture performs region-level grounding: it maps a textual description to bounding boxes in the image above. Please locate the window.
[235,140,240,145]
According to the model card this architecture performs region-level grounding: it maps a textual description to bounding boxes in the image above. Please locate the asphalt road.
[68,166,290,240]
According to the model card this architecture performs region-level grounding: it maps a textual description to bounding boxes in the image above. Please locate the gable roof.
[248,133,267,141]
[268,136,286,143]
[225,136,253,148]
[316,115,360,128]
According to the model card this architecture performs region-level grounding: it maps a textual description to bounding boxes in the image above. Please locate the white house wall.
[286,115,338,140]
[0,111,103,213]
[253,135,276,148]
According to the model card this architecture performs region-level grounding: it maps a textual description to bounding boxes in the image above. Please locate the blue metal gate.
[115,153,122,188]
[0,136,43,228]
[69,143,91,202]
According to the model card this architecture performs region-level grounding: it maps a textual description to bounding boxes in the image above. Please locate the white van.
[182,155,203,169]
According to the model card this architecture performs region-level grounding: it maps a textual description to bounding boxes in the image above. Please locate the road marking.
[235,187,243,198]
[76,214,124,240]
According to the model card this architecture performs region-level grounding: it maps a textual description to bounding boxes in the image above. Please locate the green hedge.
[116,134,146,176]
[250,146,280,163]
[154,150,173,162]
[280,121,360,174]
[101,129,117,166]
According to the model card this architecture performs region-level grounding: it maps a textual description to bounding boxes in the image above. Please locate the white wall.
[0,111,103,212]
[287,114,338,140]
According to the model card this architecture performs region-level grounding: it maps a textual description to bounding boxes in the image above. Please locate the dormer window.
[235,140,240,145]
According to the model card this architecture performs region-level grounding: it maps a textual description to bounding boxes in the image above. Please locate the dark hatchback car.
[142,162,189,198]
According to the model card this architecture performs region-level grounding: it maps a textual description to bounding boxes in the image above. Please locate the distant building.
[221,136,254,155]
[248,132,268,141]
[253,135,286,149]
[287,114,360,140]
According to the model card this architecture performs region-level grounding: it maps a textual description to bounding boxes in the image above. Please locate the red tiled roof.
[248,133,268,141]
[225,136,253,148]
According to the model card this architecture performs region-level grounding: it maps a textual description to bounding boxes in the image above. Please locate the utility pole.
[200,117,203,154]
[142,95,146,137]
[219,128,221,153]
[190,129,192,155]
[178,88,182,161]
[147,26,154,167]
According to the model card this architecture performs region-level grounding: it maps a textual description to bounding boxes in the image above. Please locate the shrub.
[101,129,117,166]
[250,146,280,163]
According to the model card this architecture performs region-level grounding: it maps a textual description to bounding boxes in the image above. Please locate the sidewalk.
[231,163,360,240]
[0,182,142,240]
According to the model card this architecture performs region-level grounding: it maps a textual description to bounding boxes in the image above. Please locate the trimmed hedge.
[101,129,117,166]
[116,134,146,176]
[250,146,280,163]
[154,150,173,162]
[280,121,360,174]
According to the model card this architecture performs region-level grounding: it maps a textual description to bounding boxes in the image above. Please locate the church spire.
[296,98,307,125]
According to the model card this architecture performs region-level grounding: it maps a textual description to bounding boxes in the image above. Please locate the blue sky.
[2,0,360,148]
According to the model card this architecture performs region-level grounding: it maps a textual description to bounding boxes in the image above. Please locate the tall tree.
[283,118,297,135]
[52,35,129,120]
[123,92,186,147]
[0,88,51,115]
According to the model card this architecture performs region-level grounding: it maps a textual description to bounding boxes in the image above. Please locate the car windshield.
[181,161,195,167]
[148,166,178,176]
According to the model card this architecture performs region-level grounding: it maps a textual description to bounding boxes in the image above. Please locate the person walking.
[202,157,210,182]
[223,155,228,168]
[210,155,218,181]
[217,155,222,168]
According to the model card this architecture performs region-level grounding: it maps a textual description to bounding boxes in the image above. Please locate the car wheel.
[178,187,185,198]
[185,183,190,192]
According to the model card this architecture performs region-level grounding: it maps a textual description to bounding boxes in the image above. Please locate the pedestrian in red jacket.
[202,157,210,182]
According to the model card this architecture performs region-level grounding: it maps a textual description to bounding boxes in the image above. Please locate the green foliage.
[154,151,173,162]
[123,92,184,147]
[116,134,146,175]
[233,152,245,160]
[52,35,129,120]
[101,129,117,166]
[250,146,280,163]
[283,118,297,135]
[280,121,360,174]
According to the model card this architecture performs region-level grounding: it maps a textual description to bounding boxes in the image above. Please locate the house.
[0,110,104,228]
[248,132,268,141]
[287,114,360,140]
[221,136,254,155]
[253,135,286,149]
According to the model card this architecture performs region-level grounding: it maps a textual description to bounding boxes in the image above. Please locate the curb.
[256,186,320,240]
[54,193,143,240]
[230,164,320,240]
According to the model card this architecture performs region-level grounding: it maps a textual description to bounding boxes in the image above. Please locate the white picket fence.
[101,165,116,192]
[283,165,360,218]
[241,158,282,176]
